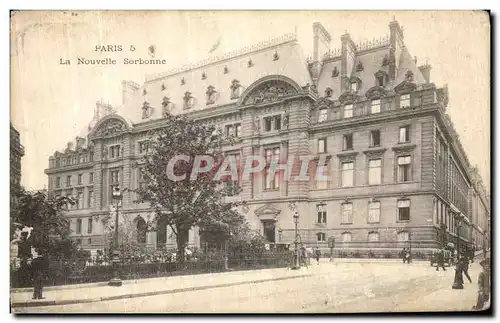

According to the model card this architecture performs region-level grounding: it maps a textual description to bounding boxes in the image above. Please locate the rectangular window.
[368,159,382,185]
[88,190,94,208]
[77,192,84,209]
[371,99,381,114]
[110,145,121,158]
[399,126,410,143]
[56,177,61,188]
[341,162,354,187]
[264,148,280,190]
[368,201,381,223]
[235,124,241,137]
[398,199,411,221]
[400,94,411,109]
[397,156,412,182]
[398,231,409,242]
[343,134,353,150]
[316,164,329,190]
[351,82,358,92]
[225,125,234,137]
[343,104,353,118]
[110,170,120,184]
[87,218,93,234]
[341,203,353,224]
[66,175,71,187]
[78,174,83,185]
[264,117,272,132]
[377,75,384,87]
[318,138,327,154]
[317,232,326,242]
[318,109,328,123]
[265,169,280,190]
[274,116,281,131]
[89,172,94,184]
[370,130,381,147]
[317,204,327,224]
[76,219,82,234]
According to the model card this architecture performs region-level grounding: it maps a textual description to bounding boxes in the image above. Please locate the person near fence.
[473,257,490,310]
[31,253,49,299]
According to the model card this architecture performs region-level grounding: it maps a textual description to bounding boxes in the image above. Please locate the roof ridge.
[145,32,297,82]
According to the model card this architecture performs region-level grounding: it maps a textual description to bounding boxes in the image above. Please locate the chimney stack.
[312,22,332,62]
[418,64,432,83]
[75,136,86,148]
[388,18,404,80]
[122,80,140,105]
[95,100,114,119]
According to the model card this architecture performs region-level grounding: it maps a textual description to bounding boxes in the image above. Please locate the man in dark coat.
[401,248,408,264]
[314,247,321,265]
[436,249,446,271]
[460,254,472,283]
[31,254,49,299]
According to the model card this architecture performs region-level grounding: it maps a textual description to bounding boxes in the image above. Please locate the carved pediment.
[314,98,335,110]
[365,86,388,100]
[255,204,281,219]
[338,91,359,105]
[243,80,297,105]
[92,118,128,138]
[393,80,417,94]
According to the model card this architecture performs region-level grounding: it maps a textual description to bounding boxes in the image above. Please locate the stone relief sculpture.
[282,111,289,130]
[253,116,261,133]
[246,80,296,105]
[94,119,127,138]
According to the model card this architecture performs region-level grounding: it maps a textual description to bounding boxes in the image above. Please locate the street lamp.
[408,232,412,263]
[278,228,282,242]
[108,186,123,287]
[452,213,465,290]
[291,211,300,270]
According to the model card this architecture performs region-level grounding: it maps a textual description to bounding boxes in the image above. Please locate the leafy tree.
[135,111,247,263]
[10,184,75,256]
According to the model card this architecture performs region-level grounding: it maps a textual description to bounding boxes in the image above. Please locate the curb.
[11,273,312,308]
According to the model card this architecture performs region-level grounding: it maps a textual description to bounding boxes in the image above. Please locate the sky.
[10,11,490,191]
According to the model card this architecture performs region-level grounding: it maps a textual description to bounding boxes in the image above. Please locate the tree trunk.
[176,228,189,265]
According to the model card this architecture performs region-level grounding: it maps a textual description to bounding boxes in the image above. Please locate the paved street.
[13,260,483,313]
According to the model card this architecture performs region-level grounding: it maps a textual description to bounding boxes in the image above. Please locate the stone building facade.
[44,19,489,255]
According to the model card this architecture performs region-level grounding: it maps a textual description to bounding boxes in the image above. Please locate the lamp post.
[278,228,282,242]
[291,211,300,270]
[408,232,412,263]
[108,186,123,287]
[452,213,465,289]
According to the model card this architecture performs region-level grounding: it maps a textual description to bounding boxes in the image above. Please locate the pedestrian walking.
[473,257,490,310]
[31,254,49,299]
[401,248,408,264]
[314,247,321,265]
[452,255,465,289]
[436,249,446,271]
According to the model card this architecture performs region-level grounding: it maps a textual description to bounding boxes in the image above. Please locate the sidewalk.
[11,266,312,308]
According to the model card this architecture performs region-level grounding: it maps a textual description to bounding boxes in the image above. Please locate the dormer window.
[183,92,195,110]
[142,101,152,119]
[181,78,186,86]
[343,104,353,118]
[405,70,414,82]
[161,96,173,115]
[273,51,279,61]
[142,88,147,96]
[376,74,385,87]
[325,87,333,98]
[224,66,229,74]
[230,79,241,99]
[206,85,217,105]
[201,72,207,80]
[248,59,254,68]
[356,61,364,72]
[161,82,166,91]
[332,66,339,77]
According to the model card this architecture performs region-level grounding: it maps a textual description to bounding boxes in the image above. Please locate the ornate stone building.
[45,19,488,255]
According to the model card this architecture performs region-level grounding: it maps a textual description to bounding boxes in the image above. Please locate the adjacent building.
[44,19,489,256]
[10,123,24,187]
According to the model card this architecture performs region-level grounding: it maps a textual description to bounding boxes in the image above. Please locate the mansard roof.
[116,35,313,124]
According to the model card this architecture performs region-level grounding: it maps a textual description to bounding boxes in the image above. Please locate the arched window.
[368,232,379,242]
[341,232,352,243]
[316,232,326,242]
[156,216,168,245]
[136,217,147,244]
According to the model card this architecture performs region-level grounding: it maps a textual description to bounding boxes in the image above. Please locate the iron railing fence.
[10,251,293,288]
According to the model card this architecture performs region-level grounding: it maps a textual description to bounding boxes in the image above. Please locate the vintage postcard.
[10,10,490,313]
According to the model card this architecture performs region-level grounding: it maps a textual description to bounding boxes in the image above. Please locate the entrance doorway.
[262,220,276,243]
